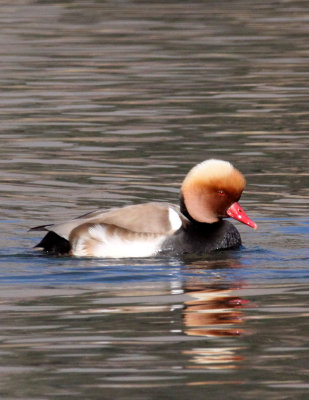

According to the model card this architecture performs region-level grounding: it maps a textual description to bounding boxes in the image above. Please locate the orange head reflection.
[183,283,248,337]
[181,281,248,370]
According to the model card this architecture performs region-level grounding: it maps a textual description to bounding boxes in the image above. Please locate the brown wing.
[32,202,186,241]
[90,203,182,234]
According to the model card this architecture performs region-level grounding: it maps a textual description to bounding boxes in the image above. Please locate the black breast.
[161,220,242,255]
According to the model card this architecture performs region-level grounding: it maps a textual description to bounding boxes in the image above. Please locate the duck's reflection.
[182,282,246,337]
[181,280,246,369]
[178,257,248,369]
[73,257,248,371]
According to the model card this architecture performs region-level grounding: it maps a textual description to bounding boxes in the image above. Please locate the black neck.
[179,193,191,220]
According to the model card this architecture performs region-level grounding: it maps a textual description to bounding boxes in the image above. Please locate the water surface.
[0,0,308,399]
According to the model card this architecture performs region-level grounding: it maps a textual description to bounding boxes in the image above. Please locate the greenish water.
[0,0,308,399]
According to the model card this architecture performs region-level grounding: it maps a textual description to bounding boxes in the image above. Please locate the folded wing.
[31,202,185,257]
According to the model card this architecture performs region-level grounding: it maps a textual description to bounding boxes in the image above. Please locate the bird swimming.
[30,159,257,257]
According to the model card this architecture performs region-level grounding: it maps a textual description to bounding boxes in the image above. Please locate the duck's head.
[181,159,257,229]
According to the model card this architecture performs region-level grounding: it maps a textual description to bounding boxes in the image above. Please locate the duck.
[30,159,257,258]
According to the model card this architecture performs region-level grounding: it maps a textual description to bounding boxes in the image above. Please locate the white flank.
[72,237,88,257]
[168,207,182,231]
[72,224,166,258]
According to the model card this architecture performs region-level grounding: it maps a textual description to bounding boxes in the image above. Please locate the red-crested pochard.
[31,159,257,257]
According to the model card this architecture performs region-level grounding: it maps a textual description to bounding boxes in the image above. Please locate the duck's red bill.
[226,202,258,230]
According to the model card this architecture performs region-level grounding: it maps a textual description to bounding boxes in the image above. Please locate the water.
[0,0,308,399]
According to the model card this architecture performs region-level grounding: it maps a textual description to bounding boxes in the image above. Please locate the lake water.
[0,0,308,399]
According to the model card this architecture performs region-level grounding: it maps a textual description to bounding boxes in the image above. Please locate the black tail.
[35,231,71,255]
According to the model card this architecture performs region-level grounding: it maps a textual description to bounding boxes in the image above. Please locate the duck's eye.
[217,190,226,196]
